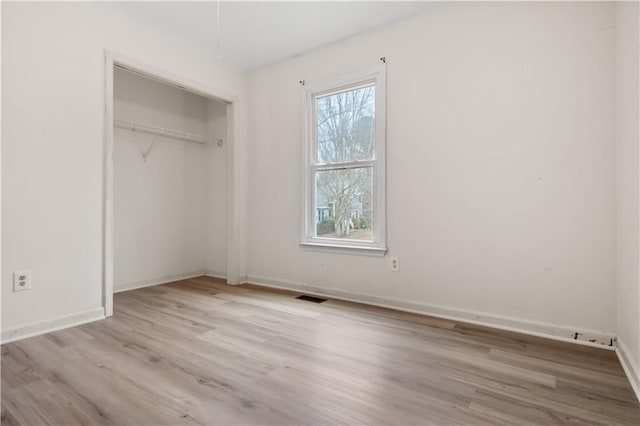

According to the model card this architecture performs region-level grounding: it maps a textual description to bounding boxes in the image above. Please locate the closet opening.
[102,53,238,317]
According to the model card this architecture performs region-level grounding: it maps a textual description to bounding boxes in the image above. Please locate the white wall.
[113,69,227,291]
[1,2,247,335]
[615,0,640,394]
[247,2,617,340]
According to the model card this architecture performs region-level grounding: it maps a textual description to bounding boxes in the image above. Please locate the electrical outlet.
[13,271,31,292]
[390,256,400,272]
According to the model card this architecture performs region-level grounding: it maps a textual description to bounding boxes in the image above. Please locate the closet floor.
[2,276,639,425]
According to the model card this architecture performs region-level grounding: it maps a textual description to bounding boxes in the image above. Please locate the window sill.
[300,241,388,257]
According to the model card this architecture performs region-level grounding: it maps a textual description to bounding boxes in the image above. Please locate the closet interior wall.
[113,67,227,292]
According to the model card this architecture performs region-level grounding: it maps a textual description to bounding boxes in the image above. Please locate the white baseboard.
[205,269,227,280]
[616,337,640,402]
[114,270,209,293]
[1,307,105,344]
[244,274,616,350]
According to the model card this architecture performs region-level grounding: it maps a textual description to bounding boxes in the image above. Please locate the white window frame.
[301,65,387,256]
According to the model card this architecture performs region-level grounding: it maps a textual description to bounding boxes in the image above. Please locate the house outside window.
[301,66,387,256]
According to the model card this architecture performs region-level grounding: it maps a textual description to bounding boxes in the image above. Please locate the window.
[302,67,387,255]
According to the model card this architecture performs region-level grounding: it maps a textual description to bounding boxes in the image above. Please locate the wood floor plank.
[2,276,639,425]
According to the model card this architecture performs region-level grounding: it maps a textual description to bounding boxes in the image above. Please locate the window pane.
[316,85,375,164]
[315,167,373,240]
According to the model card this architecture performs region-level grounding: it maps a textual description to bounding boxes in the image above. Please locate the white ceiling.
[112,1,432,70]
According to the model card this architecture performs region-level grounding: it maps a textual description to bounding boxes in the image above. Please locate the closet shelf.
[114,118,216,145]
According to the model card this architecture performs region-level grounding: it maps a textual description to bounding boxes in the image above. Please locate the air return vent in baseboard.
[295,295,328,304]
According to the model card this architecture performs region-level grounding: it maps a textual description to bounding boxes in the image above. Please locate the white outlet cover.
[13,270,31,292]
[390,256,400,272]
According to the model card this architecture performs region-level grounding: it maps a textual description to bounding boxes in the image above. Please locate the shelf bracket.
[142,133,160,161]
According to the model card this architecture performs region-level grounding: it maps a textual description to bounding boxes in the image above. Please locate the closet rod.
[114,118,213,145]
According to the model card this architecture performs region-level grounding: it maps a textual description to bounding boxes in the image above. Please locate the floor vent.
[296,295,328,304]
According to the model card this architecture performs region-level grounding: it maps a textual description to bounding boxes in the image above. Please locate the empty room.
[2,1,640,425]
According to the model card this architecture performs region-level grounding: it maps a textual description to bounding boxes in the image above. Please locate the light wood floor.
[2,277,639,425]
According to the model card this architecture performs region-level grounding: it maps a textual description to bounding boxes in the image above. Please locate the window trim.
[301,65,387,256]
